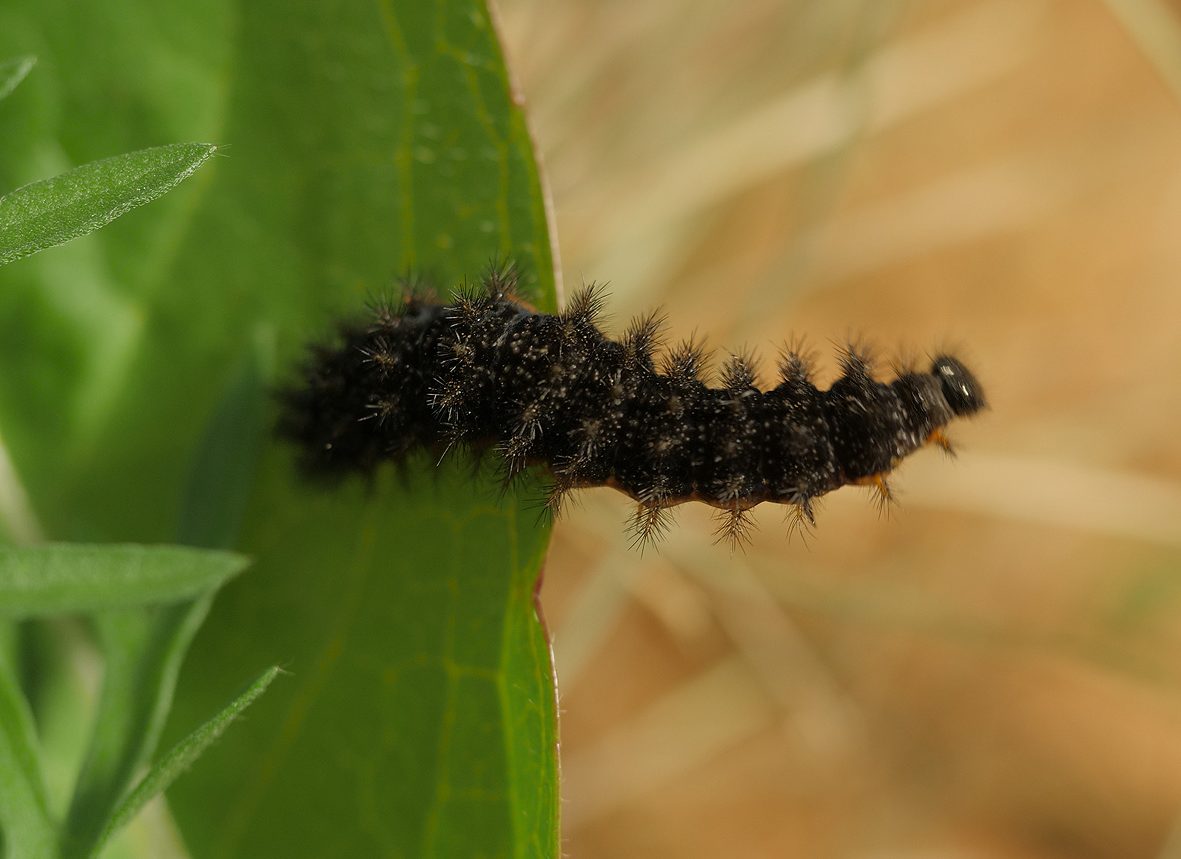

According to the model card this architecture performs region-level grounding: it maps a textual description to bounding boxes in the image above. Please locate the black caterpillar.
[278,267,985,548]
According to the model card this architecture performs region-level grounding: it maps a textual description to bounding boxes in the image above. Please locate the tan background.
[496,1,1181,857]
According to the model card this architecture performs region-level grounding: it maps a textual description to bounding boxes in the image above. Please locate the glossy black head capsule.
[931,354,986,417]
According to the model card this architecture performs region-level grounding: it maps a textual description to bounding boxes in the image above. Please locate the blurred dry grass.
[496,1,1181,857]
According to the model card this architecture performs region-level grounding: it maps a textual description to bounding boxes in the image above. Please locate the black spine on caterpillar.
[277,269,986,548]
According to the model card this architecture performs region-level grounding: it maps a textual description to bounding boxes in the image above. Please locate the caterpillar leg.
[927,428,957,456]
[855,473,895,518]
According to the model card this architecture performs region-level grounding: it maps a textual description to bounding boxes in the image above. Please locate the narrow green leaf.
[64,348,271,859]
[0,652,56,859]
[0,55,36,101]
[62,599,214,859]
[0,544,249,618]
[90,666,282,857]
[0,142,216,266]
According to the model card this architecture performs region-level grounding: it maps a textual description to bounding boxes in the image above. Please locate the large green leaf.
[0,0,558,857]
[172,463,556,857]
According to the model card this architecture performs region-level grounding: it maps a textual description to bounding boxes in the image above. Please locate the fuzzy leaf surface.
[0,544,247,618]
[0,142,216,266]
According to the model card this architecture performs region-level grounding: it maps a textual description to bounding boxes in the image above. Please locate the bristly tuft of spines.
[714,507,755,552]
[777,338,815,386]
[720,352,758,393]
[662,337,709,383]
[561,283,609,330]
[277,268,986,549]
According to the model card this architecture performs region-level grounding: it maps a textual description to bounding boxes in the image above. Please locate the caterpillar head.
[931,355,986,417]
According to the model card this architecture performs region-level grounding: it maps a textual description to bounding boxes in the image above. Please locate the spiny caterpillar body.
[278,267,985,548]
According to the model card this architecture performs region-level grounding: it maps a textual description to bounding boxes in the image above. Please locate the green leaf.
[0,652,56,859]
[64,352,271,859]
[162,0,560,852]
[0,544,248,618]
[0,142,217,266]
[0,55,36,101]
[1,1,559,857]
[62,601,215,859]
[167,464,557,858]
[90,665,281,857]
[176,328,274,551]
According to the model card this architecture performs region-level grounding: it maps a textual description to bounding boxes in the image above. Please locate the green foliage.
[0,652,55,859]
[0,548,270,859]
[0,47,277,859]
[91,666,283,857]
[0,544,247,617]
[0,143,217,266]
[0,0,560,854]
